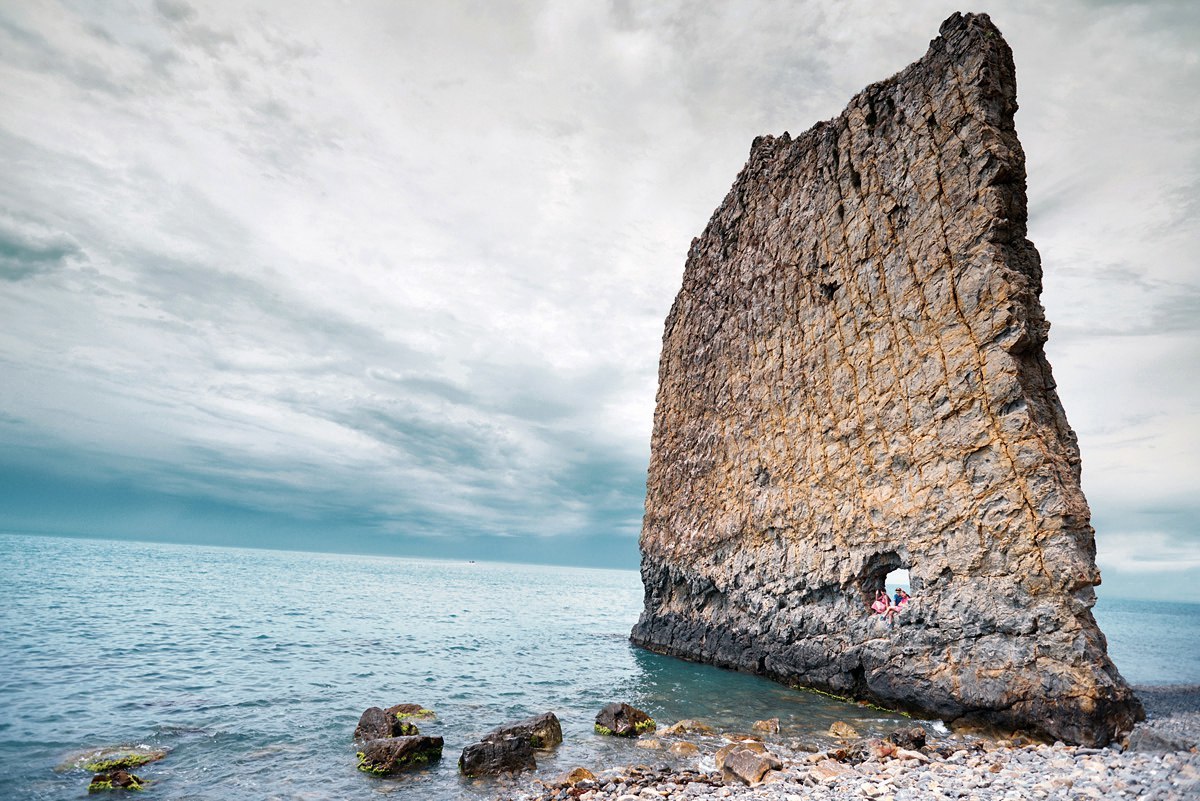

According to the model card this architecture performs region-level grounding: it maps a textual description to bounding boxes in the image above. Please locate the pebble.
[505,709,1200,801]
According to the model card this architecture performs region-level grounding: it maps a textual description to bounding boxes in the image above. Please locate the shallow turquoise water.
[0,533,1194,799]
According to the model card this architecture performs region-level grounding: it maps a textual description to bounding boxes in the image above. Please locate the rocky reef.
[631,12,1142,746]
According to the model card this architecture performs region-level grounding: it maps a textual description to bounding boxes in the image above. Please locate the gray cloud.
[0,0,1196,590]
[0,216,82,281]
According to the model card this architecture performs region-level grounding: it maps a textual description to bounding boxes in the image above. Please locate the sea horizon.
[3,528,1191,606]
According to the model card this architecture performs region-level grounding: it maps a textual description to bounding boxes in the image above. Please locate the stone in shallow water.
[458,735,536,777]
[668,741,700,756]
[659,718,715,736]
[354,707,393,742]
[483,711,562,749]
[829,721,859,740]
[356,735,443,775]
[595,702,656,737]
[355,706,421,742]
[630,9,1142,747]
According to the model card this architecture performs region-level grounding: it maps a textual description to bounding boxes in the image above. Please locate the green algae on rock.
[594,702,656,737]
[387,703,435,720]
[87,770,146,792]
[57,746,168,774]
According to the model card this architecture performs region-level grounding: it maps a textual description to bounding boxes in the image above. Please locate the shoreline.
[507,685,1200,800]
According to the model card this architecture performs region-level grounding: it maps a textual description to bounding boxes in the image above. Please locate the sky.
[0,0,1196,598]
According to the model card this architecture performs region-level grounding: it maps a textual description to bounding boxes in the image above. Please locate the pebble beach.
[509,686,1200,801]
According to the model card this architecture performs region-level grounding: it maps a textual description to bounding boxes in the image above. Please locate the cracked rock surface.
[631,11,1141,746]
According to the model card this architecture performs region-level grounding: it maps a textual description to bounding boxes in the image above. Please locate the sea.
[2,532,1196,800]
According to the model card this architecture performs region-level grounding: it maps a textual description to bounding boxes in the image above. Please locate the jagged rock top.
[633,12,1142,746]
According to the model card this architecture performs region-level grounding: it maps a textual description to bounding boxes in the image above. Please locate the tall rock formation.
[631,12,1142,746]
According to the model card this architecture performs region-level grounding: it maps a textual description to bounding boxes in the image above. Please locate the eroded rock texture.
[631,12,1142,746]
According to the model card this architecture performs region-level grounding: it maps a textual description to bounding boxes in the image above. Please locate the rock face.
[631,12,1142,746]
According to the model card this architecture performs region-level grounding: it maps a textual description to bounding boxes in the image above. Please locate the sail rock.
[631,12,1142,746]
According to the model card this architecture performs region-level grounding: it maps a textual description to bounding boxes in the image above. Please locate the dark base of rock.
[631,602,1143,747]
[459,735,535,777]
[357,736,443,776]
[595,702,655,737]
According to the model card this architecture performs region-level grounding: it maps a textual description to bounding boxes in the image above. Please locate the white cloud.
[1099,531,1200,574]
[0,1,1196,584]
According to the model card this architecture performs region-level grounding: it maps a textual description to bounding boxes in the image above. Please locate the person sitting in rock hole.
[871,590,891,617]
[872,589,899,626]
[893,587,911,612]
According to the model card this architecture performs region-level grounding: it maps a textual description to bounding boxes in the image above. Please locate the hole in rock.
[857,551,918,610]
[884,568,910,594]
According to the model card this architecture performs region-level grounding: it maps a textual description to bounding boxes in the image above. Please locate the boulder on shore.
[356,736,443,776]
[595,702,655,737]
[459,735,536,777]
[715,740,782,786]
[888,725,927,750]
[484,711,562,749]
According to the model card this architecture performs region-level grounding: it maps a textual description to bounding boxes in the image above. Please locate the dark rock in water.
[630,10,1142,747]
[356,736,443,775]
[354,707,394,742]
[595,702,655,737]
[458,735,536,777]
[484,711,563,749]
[888,725,927,750]
[88,770,145,792]
[355,705,423,742]
[386,703,435,720]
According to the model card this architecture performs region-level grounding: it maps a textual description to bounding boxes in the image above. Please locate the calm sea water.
[1,533,1195,800]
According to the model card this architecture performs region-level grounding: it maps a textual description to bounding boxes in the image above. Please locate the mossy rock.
[88,770,146,792]
[594,702,656,737]
[58,747,168,774]
[386,703,436,721]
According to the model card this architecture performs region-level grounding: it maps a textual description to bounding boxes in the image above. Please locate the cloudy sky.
[0,0,1196,597]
